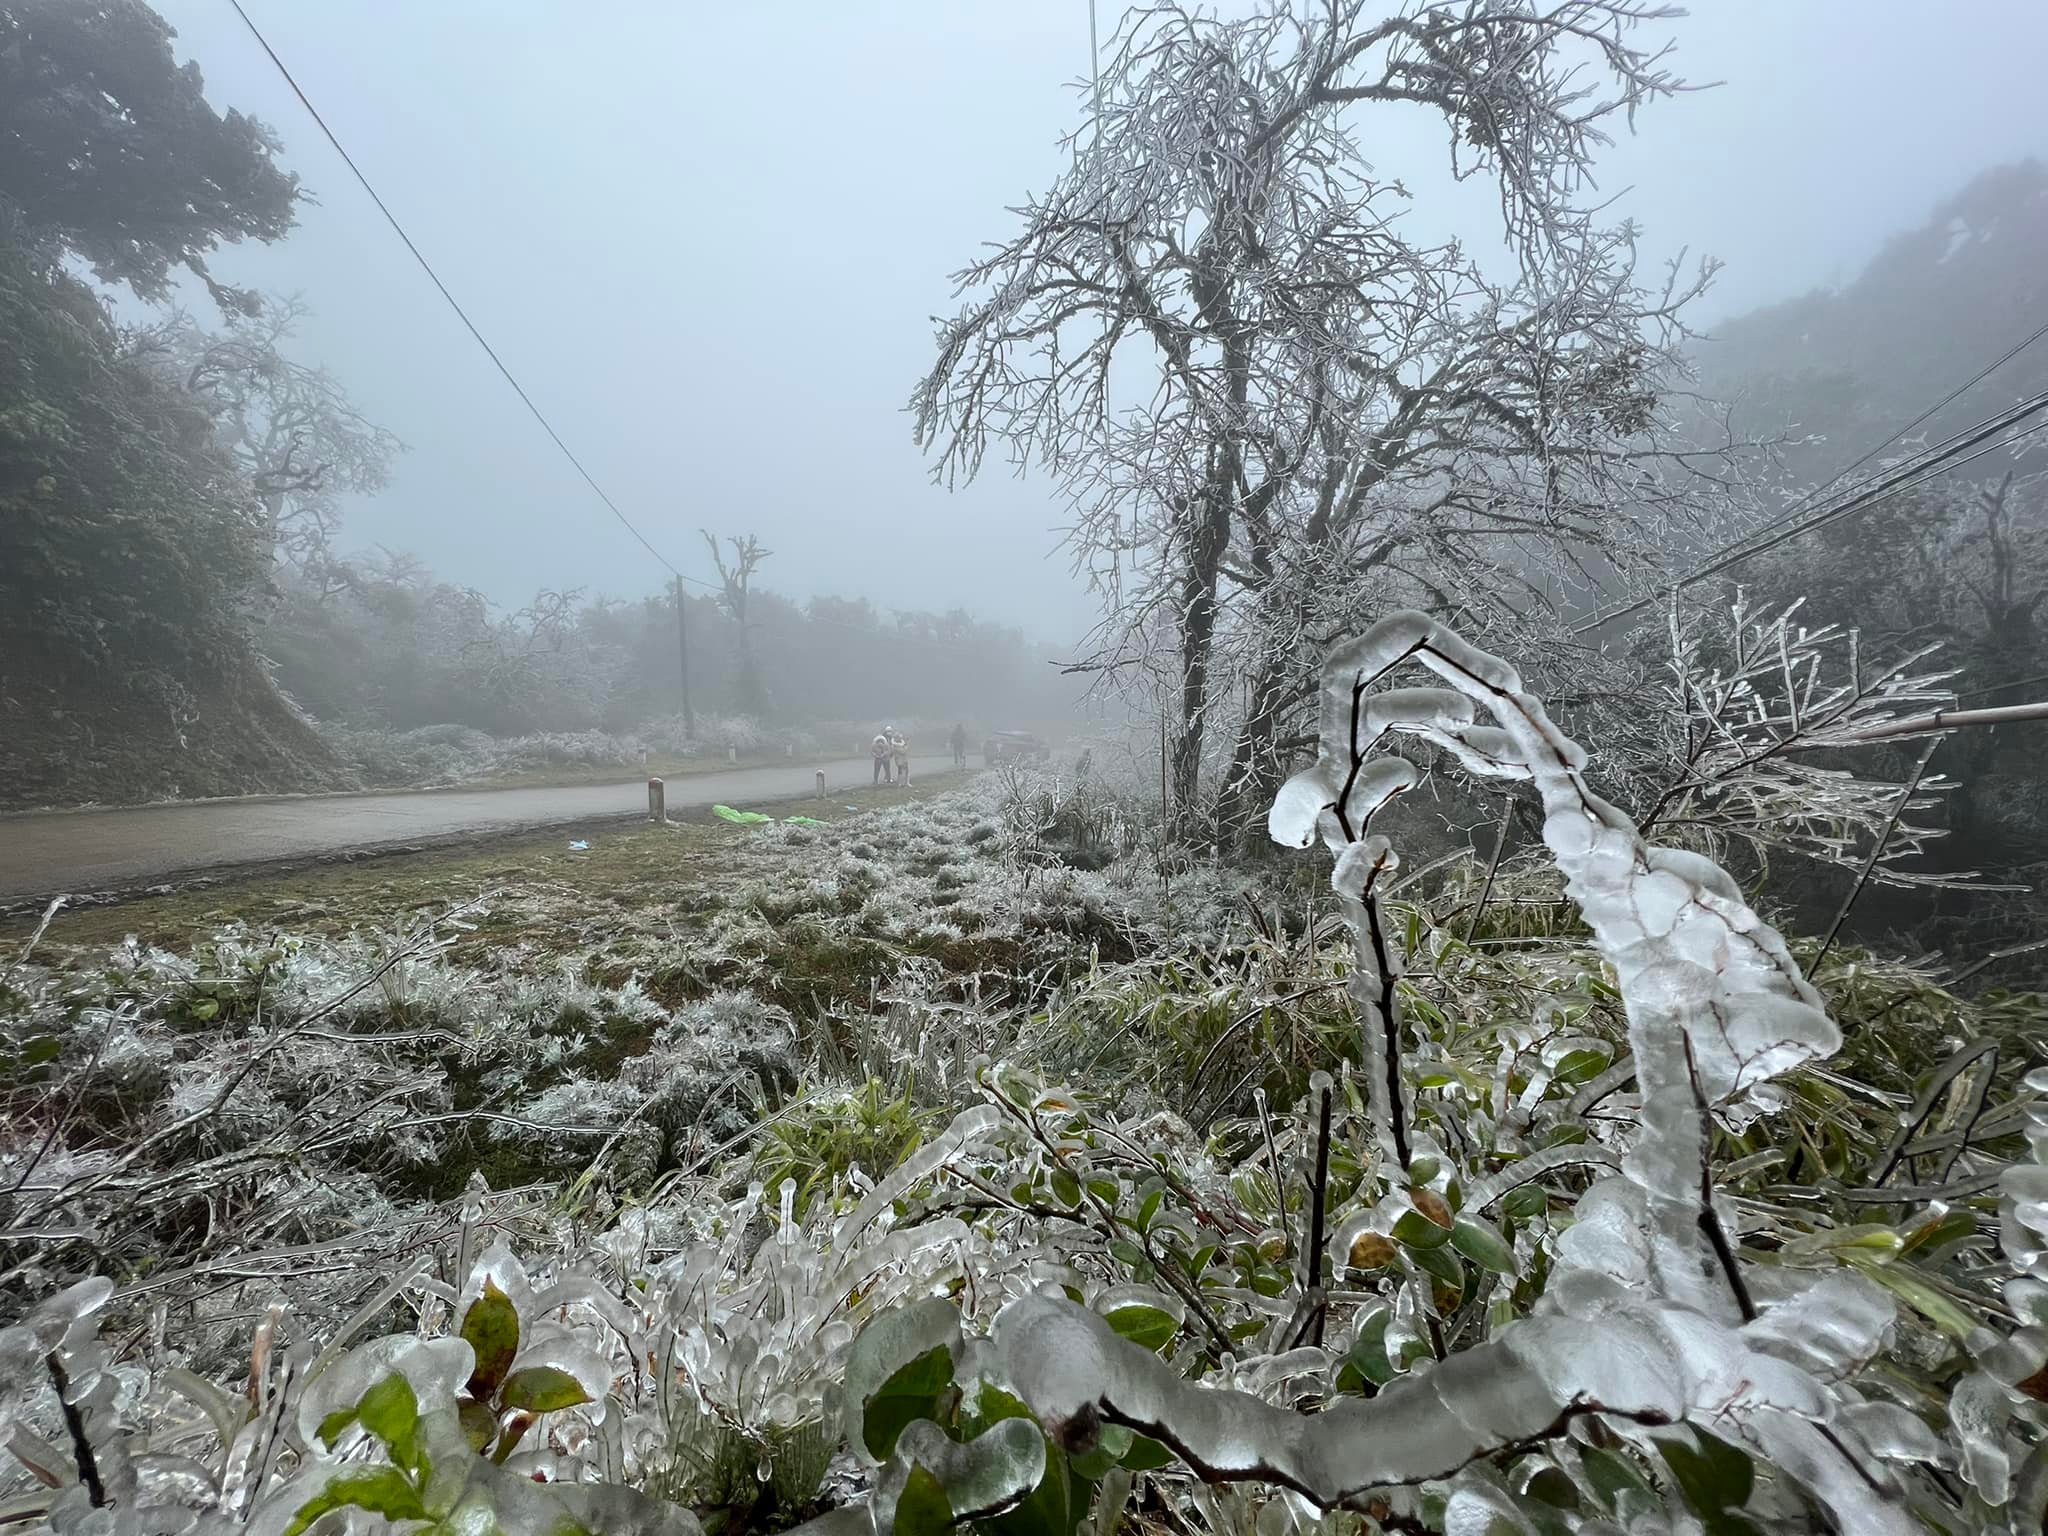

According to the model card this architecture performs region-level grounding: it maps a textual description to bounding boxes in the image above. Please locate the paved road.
[0,755,957,902]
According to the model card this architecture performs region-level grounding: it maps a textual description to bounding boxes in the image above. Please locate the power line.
[1737,313,2048,550]
[1961,670,2048,702]
[225,0,698,584]
[1695,399,2048,576]
[229,2,1045,666]
[1577,389,2048,632]
[1726,406,2046,564]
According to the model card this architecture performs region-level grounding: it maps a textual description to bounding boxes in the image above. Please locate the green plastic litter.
[713,804,774,825]
[783,815,825,826]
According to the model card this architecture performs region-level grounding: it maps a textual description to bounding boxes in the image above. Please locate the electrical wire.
[1698,399,2048,574]
[225,0,710,587]
[229,1,1025,664]
[1737,313,2048,549]
[1577,390,2048,632]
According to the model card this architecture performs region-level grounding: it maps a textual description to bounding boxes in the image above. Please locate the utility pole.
[675,574,694,736]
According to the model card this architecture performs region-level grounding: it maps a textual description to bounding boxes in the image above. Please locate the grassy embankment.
[3,775,968,957]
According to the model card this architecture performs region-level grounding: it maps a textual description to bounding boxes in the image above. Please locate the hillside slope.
[1695,159,2048,481]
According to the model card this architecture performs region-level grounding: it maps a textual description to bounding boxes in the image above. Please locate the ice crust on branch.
[982,612,1917,1530]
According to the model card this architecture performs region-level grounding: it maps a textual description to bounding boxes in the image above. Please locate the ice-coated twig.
[978,612,1915,1531]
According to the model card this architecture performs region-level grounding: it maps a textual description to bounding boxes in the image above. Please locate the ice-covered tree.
[0,0,299,310]
[139,296,403,565]
[914,0,1742,837]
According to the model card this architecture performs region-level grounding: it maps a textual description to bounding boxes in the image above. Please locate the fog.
[19,7,2048,1518]
[141,0,2048,640]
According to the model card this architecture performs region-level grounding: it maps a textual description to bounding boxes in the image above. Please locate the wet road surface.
[0,755,956,902]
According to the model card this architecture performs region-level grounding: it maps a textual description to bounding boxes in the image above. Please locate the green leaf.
[962,1382,1032,1440]
[894,1462,954,1536]
[1449,1215,1517,1275]
[1522,1465,1582,1510]
[1120,1435,1174,1472]
[1658,1431,1762,1534]
[1135,1186,1164,1233]
[1899,1207,1978,1259]
[1104,1304,1177,1354]
[1407,1155,1441,1185]
[315,1406,358,1450]
[457,1396,498,1453]
[1247,1265,1288,1297]
[1503,1184,1550,1221]
[988,1442,1072,1536]
[284,1467,427,1536]
[1086,1177,1120,1206]
[1071,1425,1133,1481]
[1407,1240,1465,1293]
[460,1279,521,1399]
[1106,1238,1147,1271]
[22,1036,60,1066]
[1552,1047,1611,1085]
[861,1345,955,1461]
[355,1372,420,1464]
[1050,1168,1081,1209]
[1580,1446,1651,1511]
[1348,1305,1395,1387]
[1848,1256,1981,1340]
[498,1365,593,1414]
[1392,1208,1454,1250]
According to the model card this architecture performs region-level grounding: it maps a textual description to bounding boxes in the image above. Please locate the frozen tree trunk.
[1171,489,1232,830]
[1214,661,1296,848]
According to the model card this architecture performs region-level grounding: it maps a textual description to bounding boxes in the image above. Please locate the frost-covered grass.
[318,713,989,791]
[5,738,2047,1534]
[321,713,827,790]
[0,771,1240,1330]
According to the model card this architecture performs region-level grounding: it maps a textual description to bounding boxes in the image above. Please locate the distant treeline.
[261,556,1076,738]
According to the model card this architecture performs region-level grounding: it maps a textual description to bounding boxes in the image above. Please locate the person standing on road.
[892,729,912,786]
[949,722,967,769]
[871,730,893,785]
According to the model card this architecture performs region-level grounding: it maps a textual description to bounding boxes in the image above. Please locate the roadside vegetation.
[7,1,2048,1534]
[7,634,2048,1535]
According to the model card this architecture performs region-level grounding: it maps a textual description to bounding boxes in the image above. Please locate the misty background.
[140,0,2048,637]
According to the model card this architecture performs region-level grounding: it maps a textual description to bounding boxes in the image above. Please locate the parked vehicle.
[983,730,1052,766]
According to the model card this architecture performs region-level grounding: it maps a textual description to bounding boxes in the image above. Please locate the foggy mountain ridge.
[1691,158,2048,479]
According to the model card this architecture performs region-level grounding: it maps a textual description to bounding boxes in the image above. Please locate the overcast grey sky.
[150,1,2048,640]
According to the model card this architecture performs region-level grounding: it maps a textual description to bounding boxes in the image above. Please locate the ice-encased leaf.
[873,1418,1046,1530]
[1839,1400,1950,1465]
[1951,1371,2016,1503]
[298,1336,473,1451]
[499,1364,595,1414]
[1330,835,1396,900]
[461,1240,536,1326]
[835,1106,999,1252]
[461,1279,520,1399]
[842,1299,964,1466]
[277,1464,427,1533]
[1741,1272,1894,1380]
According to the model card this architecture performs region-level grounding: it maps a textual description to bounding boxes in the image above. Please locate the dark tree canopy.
[0,0,300,306]
[0,245,268,683]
